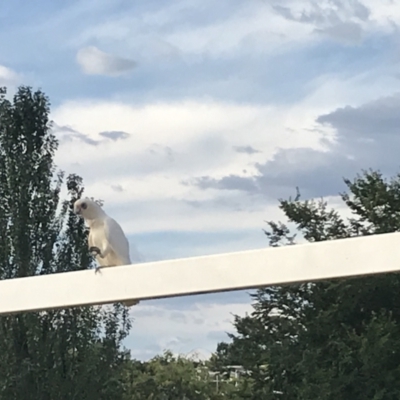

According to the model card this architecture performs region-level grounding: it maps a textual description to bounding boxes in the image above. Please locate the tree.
[0,86,131,400]
[123,351,213,399]
[212,170,400,399]
[122,350,244,400]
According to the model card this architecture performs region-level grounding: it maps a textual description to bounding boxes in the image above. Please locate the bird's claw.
[90,247,103,274]
[89,246,102,258]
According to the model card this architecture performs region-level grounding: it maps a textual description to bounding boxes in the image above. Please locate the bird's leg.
[89,246,103,274]
[89,246,112,274]
[95,264,114,274]
[89,246,102,258]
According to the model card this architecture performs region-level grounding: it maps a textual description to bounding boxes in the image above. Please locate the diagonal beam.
[1,232,400,315]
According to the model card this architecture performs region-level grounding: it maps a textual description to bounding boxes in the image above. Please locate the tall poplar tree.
[0,86,131,400]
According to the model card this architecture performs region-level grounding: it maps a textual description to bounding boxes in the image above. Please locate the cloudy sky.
[2,0,400,360]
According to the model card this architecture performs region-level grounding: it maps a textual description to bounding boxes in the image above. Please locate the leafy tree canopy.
[212,170,400,400]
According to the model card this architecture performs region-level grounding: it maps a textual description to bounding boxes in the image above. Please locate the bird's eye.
[81,202,87,210]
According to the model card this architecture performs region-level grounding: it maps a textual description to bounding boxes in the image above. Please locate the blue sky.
[2,0,400,360]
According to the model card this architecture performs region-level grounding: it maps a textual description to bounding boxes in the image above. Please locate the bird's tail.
[123,299,140,307]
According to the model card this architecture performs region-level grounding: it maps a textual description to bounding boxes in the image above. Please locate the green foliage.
[0,86,131,400]
[212,170,400,399]
[122,350,244,400]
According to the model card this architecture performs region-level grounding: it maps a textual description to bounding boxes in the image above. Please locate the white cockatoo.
[73,197,139,307]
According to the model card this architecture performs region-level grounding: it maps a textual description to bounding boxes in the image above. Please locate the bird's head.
[73,197,103,220]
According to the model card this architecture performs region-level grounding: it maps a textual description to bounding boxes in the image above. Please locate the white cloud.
[52,99,325,168]
[76,46,137,76]
[0,65,20,87]
[126,300,253,360]
[51,53,400,235]
[64,0,400,65]
[68,0,314,62]
[363,0,400,28]
[270,0,400,42]
[162,4,313,57]
[51,98,327,234]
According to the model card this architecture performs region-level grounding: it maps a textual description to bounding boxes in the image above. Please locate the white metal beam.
[1,232,400,315]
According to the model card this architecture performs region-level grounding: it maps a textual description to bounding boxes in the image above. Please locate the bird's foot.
[89,246,102,258]
[94,264,113,274]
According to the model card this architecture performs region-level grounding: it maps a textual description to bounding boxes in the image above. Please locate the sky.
[2,0,400,360]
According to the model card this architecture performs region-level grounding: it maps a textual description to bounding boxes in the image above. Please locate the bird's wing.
[103,217,131,265]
